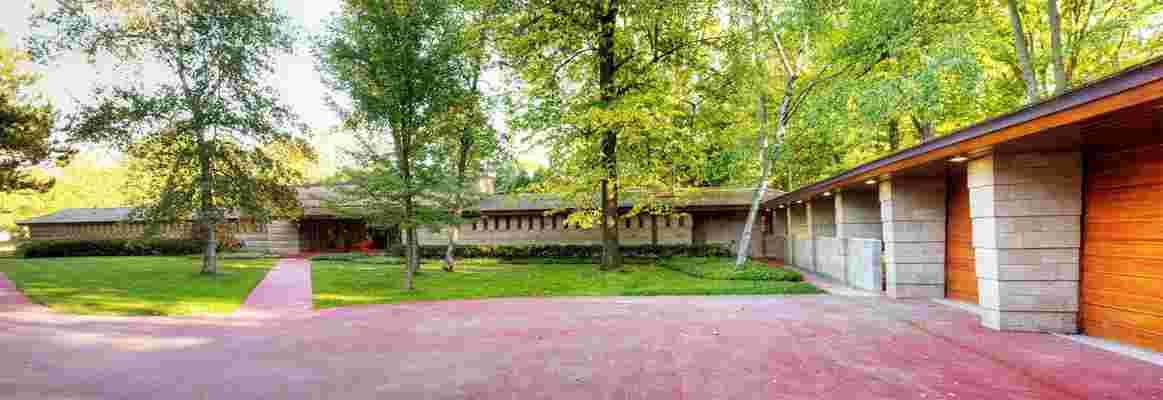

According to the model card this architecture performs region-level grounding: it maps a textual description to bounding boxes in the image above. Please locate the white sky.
[1,0,541,176]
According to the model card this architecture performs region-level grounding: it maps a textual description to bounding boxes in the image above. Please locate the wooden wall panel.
[1083,141,1163,352]
[945,168,977,304]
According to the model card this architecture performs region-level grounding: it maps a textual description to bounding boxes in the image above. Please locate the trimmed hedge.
[382,243,733,260]
[656,257,804,282]
[19,240,204,258]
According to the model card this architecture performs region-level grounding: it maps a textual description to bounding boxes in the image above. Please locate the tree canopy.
[28,0,307,274]
[0,35,67,194]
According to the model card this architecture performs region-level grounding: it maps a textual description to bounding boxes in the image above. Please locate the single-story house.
[759,57,1163,353]
[17,185,782,256]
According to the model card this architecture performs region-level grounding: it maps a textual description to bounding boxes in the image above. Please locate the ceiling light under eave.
[822,192,832,197]
[795,200,803,204]
[865,179,877,185]
[949,155,969,163]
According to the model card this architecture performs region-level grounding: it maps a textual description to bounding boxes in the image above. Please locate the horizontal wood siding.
[1083,142,1163,351]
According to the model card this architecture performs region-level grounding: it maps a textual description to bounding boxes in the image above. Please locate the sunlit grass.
[311,257,821,308]
[0,256,274,316]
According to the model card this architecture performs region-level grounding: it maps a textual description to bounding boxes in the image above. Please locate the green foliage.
[494,0,731,267]
[18,239,204,258]
[311,258,820,308]
[315,0,482,280]
[0,35,68,193]
[657,257,803,282]
[0,256,274,316]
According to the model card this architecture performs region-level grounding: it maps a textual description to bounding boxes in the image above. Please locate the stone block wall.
[969,152,1082,333]
[240,220,301,255]
[880,177,947,299]
[28,222,196,241]
[808,198,837,237]
[835,190,882,239]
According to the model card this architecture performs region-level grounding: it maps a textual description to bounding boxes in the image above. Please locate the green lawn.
[312,257,821,308]
[0,256,275,316]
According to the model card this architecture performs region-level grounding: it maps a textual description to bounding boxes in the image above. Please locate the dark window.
[552,216,558,229]
[625,218,631,229]
[666,216,672,228]
[638,215,645,228]
[505,217,511,230]
[678,216,685,227]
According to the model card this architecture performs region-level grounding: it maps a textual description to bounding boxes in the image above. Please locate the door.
[1083,143,1163,351]
[945,167,978,304]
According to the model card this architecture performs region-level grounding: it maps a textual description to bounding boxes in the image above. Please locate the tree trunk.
[596,0,621,271]
[1006,0,1040,102]
[910,115,935,142]
[1047,0,1068,94]
[443,224,458,272]
[408,226,420,275]
[399,139,416,290]
[197,132,217,275]
[737,76,795,269]
[403,222,415,290]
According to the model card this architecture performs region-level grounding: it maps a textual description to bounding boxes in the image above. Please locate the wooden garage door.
[946,168,977,304]
[1083,143,1163,352]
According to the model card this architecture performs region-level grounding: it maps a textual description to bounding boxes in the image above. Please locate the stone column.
[969,152,1082,333]
[788,203,813,270]
[835,190,882,239]
[769,208,789,262]
[880,177,947,299]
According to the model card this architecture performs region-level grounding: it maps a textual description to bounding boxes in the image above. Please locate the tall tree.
[0,36,67,193]
[496,0,719,270]
[28,0,303,274]
[316,0,468,288]
[732,0,912,267]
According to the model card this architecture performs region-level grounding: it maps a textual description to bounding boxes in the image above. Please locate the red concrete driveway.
[2,295,1161,399]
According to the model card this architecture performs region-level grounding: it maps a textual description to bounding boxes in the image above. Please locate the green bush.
[19,239,204,258]
[656,257,803,282]
[309,252,403,265]
[382,243,732,260]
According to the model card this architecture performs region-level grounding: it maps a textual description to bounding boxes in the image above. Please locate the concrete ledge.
[1055,334,1163,367]
[981,309,1077,333]
[888,284,943,299]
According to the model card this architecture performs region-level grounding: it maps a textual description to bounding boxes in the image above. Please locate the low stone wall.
[792,238,814,272]
[845,238,884,291]
[783,236,884,293]
[816,237,846,281]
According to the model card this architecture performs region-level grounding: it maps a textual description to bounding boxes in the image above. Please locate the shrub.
[309,252,403,265]
[19,239,204,258]
[382,243,732,260]
[656,257,804,282]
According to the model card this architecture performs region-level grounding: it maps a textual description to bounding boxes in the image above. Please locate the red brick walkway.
[235,258,313,317]
[0,272,33,308]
